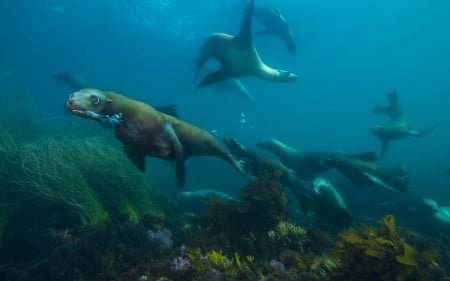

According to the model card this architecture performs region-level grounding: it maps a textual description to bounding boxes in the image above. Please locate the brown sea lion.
[319,153,410,193]
[256,138,378,180]
[195,0,297,89]
[253,4,296,54]
[371,91,436,157]
[65,88,250,187]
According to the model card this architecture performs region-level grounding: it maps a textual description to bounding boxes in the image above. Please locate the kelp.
[321,215,431,281]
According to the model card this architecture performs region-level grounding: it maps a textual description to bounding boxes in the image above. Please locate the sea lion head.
[65,88,111,120]
[371,124,390,138]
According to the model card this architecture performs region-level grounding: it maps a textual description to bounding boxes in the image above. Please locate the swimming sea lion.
[319,153,410,192]
[54,72,179,118]
[253,4,296,54]
[311,178,353,228]
[195,0,297,89]
[223,137,313,211]
[256,138,378,180]
[177,189,244,205]
[65,88,250,186]
[415,198,450,235]
[371,91,436,157]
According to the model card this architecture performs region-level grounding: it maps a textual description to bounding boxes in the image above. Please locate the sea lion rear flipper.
[163,123,186,187]
[156,105,179,118]
[124,146,146,171]
[235,0,255,50]
[350,151,378,162]
[197,67,234,89]
[53,72,92,90]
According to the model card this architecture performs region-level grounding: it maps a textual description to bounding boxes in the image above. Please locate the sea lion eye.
[90,95,100,105]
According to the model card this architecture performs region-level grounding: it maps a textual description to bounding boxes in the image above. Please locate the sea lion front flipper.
[235,0,255,50]
[53,72,92,90]
[197,67,234,89]
[163,123,186,187]
[124,146,146,171]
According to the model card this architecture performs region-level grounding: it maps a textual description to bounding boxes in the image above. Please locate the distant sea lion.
[54,72,178,118]
[320,153,410,192]
[223,137,313,211]
[371,91,436,157]
[257,138,378,180]
[176,189,244,213]
[65,88,250,186]
[312,178,353,228]
[415,198,450,235]
[253,4,296,54]
[195,0,297,89]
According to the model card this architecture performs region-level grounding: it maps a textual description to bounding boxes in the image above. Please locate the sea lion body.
[253,5,296,54]
[312,178,352,228]
[320,153,409,192]
[65,89,249,186]
[416,198,450,235]
[371,91,435,156]
[196,0,297,88]
[257,138,378,180]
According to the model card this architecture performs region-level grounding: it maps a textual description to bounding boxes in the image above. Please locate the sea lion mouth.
[65,100,88,117]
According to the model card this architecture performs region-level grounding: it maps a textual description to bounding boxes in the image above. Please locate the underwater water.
[0,0,449,280]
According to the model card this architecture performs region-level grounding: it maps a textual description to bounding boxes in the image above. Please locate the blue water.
[1,0,449,206]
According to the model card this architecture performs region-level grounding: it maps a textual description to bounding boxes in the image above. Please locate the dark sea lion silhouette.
[195,0,297,89]
[54,72,178,118]
[223,137,312,211]
[320,153,410,193]
[416,198,450,235]
[65,88,250,187]
[256,138,378,180]
[312,178,353,228]
[253,4,296,54]
[371,91,436,157]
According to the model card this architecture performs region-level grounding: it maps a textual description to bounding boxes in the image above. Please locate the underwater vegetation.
[313,215,448,281]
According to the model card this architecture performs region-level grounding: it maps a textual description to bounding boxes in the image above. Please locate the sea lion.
[54,72,179,118]
[311,178,353,228]
[176,189,244,214]
[319,153,410,192]
[415,198,450,235]
[223,137,313,211]
[257,138,378,180]
[253,4,296,54]
[371,91,436,157]
[65,88,250,186]
[195,0,297,89]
